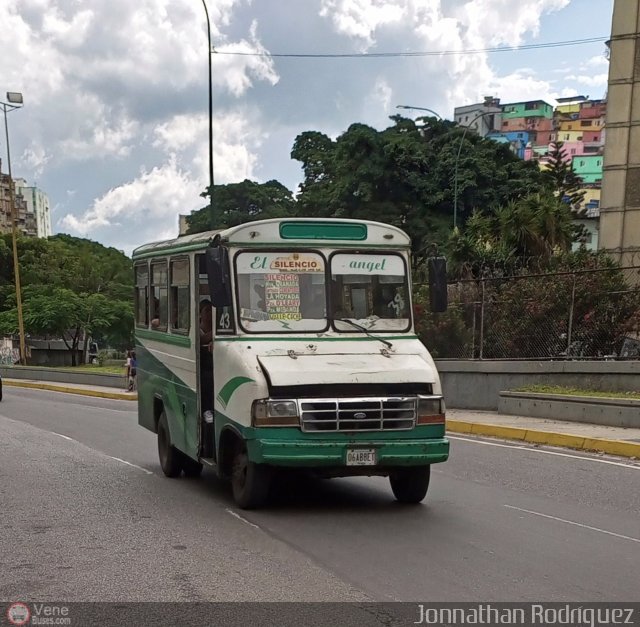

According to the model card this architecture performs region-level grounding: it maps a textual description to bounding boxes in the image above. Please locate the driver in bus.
[199,299,214,422]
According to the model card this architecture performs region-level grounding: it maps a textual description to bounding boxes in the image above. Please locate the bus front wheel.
[389,466,431,504]
[231,446,271,509]
[157,411,182,478]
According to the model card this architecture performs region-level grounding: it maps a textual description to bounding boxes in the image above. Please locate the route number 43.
[218,311,231,330]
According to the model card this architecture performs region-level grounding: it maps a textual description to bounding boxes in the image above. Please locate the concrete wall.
[499,391,640,428]
[0,366,127,389]
[435,360,640,410]
[3,360,640,410]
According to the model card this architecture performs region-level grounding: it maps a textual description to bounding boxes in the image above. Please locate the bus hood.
[257,353,435,386]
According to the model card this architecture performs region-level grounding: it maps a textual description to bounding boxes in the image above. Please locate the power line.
[213,36,608,59]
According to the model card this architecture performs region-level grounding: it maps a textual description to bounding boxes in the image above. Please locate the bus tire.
[182,456,203,478]
[231,445,271,509]
[389,466,431,504]
[157,411,182,478]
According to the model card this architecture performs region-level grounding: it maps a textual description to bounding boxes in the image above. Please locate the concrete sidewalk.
[448,409,640,459]
[3,379,639,459]
[3,378,136,401]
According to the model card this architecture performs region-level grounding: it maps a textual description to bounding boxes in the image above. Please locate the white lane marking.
[226,508,260,529]
[504,505,640,545]
[449,435,640,470]
[53,432,74,441]
[107,456,154,475]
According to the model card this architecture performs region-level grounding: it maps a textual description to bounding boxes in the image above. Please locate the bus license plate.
[346,448,377,466]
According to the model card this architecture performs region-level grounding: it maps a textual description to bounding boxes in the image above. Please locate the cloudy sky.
[1,0,613,254]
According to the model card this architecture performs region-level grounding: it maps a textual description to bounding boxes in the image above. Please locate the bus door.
[196,254,215,458]
[197,249,235,460]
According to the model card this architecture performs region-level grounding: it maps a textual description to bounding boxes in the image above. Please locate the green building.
[501,100,554,119]
[572,155,603,185]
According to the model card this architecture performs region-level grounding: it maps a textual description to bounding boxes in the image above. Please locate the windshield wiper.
[334,318,393,349]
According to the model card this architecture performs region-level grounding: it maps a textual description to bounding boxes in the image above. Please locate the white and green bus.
[133,218,449,508]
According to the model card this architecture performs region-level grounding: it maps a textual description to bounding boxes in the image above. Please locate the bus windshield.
[235,252,327,332]
[330,253,411,332]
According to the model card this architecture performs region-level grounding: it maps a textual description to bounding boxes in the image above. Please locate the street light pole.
[453,111,496,230]
[396,105,443,120]
[1,92,26,365]
[201,0,215,230]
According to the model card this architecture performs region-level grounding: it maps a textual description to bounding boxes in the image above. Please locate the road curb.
[3,379,137,402]
[447,419,640,459]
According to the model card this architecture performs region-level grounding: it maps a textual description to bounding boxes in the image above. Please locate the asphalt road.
[1,386,639,604]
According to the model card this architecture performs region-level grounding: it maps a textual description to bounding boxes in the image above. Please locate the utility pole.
[2,92,27,365]
[201,0,215,230]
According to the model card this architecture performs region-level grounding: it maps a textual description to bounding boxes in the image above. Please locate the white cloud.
[212,38,279,96]
[58,105,139,160]
[319,0,405,49]
[20,143,53,178]
[60,156,202,244]
[585,54,609,68]
[565,73,609,88]
[370,77,393,111]
[486,70,559,106]
[154,110,267,183]
[62,108,267,248]
[455,0,570,47]
[153,115,207,154]
[42,7,93,48]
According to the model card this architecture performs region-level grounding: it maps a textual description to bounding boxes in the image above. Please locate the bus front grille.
[299,397,416,432]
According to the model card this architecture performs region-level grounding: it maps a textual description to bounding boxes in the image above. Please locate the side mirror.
[205,246,232,308]
[428,257,448,313]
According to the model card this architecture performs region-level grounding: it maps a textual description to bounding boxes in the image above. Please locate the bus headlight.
[417,396,445,425]
[252,399,299,427]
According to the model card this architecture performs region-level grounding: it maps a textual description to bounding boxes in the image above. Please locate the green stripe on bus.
[136,328,192,348]
[216,376,255,409]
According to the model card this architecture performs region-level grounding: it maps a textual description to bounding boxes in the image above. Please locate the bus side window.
[135,263,149,328]
[150,261,168,331]
[170,258,190,334]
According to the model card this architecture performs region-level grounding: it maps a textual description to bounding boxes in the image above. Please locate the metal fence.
[414,257,640,360]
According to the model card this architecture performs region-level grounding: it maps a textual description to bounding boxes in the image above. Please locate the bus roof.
[132,218,412,259]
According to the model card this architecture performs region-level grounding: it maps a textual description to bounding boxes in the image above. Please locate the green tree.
[187,179,296,233]
[543,141,586,211]
[291,116,552,256]
[0,234,133,362]
[448,192,575,276]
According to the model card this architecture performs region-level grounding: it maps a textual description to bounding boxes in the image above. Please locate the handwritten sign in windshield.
[265,273,302,321]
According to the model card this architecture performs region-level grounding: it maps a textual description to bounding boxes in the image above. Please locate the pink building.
[579,104,606,119]
[582,130,602,143]
[501,116,553,146]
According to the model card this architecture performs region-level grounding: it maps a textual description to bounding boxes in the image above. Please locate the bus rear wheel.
[231,446,271,509]
[157,411,182,478]
[182,456,203,478]
[389,466,431,504]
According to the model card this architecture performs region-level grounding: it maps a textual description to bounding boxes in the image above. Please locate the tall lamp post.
[453,111,496,230]
[201,0,215,230]
[1,91,27,365]
[396,104,442,120]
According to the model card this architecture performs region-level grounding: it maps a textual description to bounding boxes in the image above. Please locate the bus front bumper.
[246,437,449,468]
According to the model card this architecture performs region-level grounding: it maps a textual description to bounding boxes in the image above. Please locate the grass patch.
[60,364,126,375]
[515,385,640,400]
[6,364,126,375]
